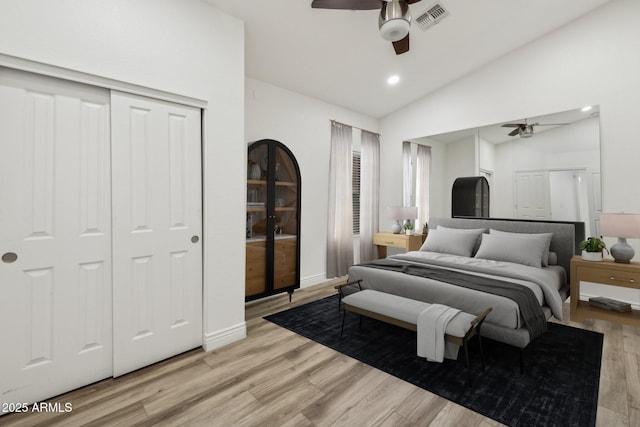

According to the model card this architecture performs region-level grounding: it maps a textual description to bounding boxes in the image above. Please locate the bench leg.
[478,334,485,372]
[463,343,470,370]
[341,310,346,337]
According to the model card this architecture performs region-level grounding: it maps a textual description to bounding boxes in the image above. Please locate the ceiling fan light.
[379,0,411,42]
[519,125,534,138]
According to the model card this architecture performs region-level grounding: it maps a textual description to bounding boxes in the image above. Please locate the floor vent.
[415,2,449,31]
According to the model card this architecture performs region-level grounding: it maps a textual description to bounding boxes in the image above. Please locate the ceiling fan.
[501,119,570,138]
[311,0,423,55]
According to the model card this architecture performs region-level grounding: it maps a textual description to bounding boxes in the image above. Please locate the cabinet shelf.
[247,180,297,187]
[574,300,640,326]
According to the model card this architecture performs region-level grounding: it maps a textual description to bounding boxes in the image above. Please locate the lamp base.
[391,220,402,234]
[611,237,635,263]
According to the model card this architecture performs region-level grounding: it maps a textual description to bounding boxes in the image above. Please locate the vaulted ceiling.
[205,0,612,118]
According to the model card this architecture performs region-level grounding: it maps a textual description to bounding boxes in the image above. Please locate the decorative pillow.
[437,226,487,255]
[489,229,553,266]
[474,233,547,268]
[548,251,558,266]
[420,228,482,257]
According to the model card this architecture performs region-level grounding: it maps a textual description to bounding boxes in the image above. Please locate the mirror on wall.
[412,106,601,236]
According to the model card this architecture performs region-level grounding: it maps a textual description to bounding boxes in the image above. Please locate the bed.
[347,217,583,351]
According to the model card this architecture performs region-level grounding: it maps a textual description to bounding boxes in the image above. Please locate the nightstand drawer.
[373,234,407,248]
[578,265,639,288]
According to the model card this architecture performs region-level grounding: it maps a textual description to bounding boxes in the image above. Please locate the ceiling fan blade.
[392,34,410,55]
[311,0,383,10]
[502,123,523,128]
[508,128,520,137]
[535,123,571,126]
[406,0,423,3]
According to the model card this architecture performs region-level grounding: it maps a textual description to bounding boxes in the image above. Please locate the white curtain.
[402,141,412,206]
[326,122,354,278]
[359,130,380,262]
[416,144,432,229]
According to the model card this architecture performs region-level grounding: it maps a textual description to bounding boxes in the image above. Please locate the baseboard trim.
[203,322,247,352]
[301,273,328,288]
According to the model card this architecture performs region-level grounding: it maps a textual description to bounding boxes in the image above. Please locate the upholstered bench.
[336,280,492,374]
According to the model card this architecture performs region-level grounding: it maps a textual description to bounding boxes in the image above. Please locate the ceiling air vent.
[415,2,449,31]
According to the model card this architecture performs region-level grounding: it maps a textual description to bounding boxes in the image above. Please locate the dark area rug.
[265,294,603,427]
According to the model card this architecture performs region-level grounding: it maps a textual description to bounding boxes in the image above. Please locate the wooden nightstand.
[373,232,426,259]
[570,255,640,326]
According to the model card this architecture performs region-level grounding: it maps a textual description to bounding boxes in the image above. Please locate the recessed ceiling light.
[581,105,592,112]
[387,75,400,86]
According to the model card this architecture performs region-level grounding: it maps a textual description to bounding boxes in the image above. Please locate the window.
[403,142,431,228]
[352,151,361,234]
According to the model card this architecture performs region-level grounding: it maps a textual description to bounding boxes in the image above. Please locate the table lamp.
[600,213,640,263]
[388,206,404,234]
[402,206,418,231]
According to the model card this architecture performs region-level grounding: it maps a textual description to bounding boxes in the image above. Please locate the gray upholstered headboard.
[429,217,583,284]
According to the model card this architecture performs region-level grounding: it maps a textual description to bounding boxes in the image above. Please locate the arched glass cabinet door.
[246,139,301,301]
[452,176,490,218]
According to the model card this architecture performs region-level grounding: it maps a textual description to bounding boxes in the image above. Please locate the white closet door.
[111,91,202,376]
[514,170,551,219]
[0,68,112,404]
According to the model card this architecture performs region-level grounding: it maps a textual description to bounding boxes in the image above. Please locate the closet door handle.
[2,252,18,263]
[191,236,199,244]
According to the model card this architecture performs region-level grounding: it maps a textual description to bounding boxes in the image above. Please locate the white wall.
[491,116,600,218]
[381,0,640,215]
[409,136,476,219]
[245,78,379,285]
[380,0,640,301]
[0,0,247,349]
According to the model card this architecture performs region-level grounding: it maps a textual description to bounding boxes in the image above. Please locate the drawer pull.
[385,241,394,244]
[609,276,636,284]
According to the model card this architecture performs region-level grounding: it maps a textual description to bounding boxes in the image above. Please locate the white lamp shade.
[388,206,405,220]
[402,206,418,220]
[600,213,640,238]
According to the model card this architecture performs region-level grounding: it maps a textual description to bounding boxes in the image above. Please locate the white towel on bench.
[417,304,461,362]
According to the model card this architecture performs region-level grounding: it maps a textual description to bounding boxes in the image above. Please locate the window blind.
[352,151,361,234]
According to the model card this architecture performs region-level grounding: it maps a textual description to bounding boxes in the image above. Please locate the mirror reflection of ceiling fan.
[312,0,436,55]
[501,119,570,138]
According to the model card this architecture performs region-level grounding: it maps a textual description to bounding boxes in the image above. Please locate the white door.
[514,170,551,219]
[111,92,202,376]
[0,68,112,404]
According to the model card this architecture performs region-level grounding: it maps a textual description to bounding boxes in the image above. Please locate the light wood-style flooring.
[1,279,639,426]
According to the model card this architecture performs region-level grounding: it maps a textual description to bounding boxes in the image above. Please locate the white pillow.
[489,229,553,266]
[420,228,481,257]
[474,233,547,268]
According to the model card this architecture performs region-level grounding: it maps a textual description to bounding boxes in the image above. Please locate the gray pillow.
[420,228,482,257]
[437,226,487,235]
[489,229,553,266]
[436,226,487,254]
[474,233,547,268]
